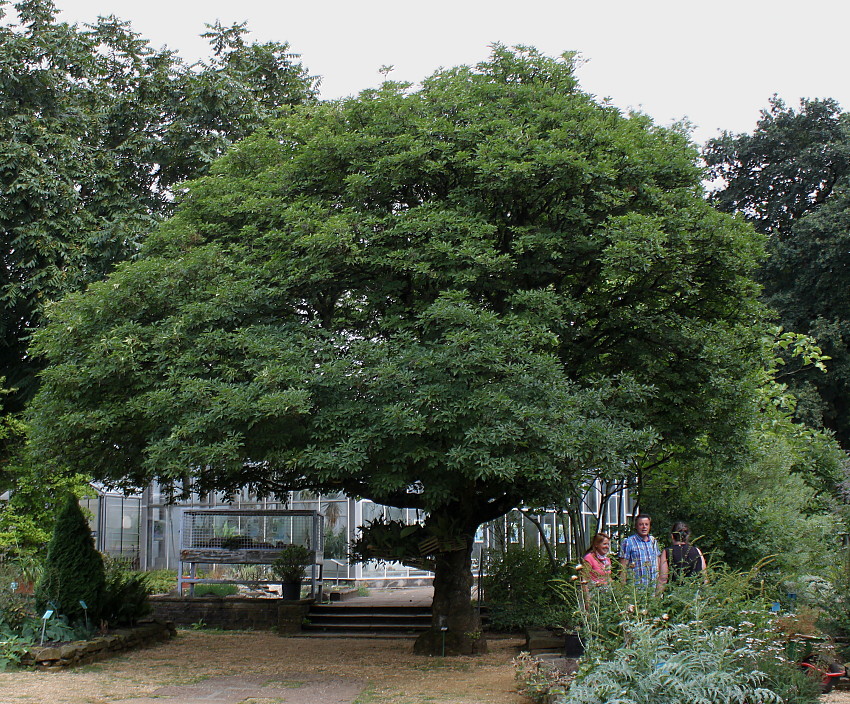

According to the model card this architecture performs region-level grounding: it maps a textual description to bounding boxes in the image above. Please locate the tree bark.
[414,533,487,655]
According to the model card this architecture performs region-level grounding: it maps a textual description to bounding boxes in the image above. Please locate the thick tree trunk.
[414,533,488,656]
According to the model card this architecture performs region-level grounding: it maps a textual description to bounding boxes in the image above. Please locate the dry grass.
[3,630,843,703]
[0,630,528,704]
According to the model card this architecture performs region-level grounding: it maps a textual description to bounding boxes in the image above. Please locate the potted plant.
[272,545,312,600]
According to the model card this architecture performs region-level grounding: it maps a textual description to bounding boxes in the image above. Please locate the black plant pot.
[564,632,585,658]
[281,580,302,600]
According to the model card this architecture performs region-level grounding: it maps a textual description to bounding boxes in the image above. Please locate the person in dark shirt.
[657,521,706,592]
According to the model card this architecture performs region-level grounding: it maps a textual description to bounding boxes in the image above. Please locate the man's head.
[634,514,652,538]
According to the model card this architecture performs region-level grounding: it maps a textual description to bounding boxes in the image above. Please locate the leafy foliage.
[704,96,850,238]
[34,494,105,622]
[0,0,318,412]
[0,0,318,555]
[271,544,312,582]
[483,547,576,631]
[556,622,791,704]
[0,455,91,555]
[524,564,825,703]
[796,563,850,660]
[143,569,178,595]
[98,555,151,627]
[705,96,850,447]
[641,330,845,572]
[0,589,35,633]
[0,632,29,672]
[191,583,239,597]
[30,44,766,516]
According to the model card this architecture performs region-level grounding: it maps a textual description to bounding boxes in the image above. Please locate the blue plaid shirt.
[619,533,660,587]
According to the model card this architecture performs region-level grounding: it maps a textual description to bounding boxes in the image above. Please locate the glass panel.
[104,496,123,554]
[583,484,599,514]
[321,500,348,559]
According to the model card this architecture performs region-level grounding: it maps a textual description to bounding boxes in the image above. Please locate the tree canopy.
[0,0,318,407]
[30,46,767,653]
[704,97,850,447]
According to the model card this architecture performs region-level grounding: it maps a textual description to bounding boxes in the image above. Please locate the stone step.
[292,631,419,639]
[304,603,432,636]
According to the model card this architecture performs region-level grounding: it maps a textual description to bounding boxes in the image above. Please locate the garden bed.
[22,619,175,669]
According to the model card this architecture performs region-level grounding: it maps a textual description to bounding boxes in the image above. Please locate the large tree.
[704,97,850,446]
[29,46,766,654]
[0,0,318,407]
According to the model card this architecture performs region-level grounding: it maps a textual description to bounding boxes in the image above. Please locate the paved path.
[118,673,365,703]
[338,585,434,607]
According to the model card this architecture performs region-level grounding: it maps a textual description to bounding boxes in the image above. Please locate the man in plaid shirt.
[618,514,661,588]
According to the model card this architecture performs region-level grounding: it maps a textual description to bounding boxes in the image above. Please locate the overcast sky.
[49,0,850,146]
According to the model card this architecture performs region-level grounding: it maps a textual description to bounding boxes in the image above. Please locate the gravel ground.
[0,631,527,704]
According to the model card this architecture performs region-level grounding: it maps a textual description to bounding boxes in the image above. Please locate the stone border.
[22,619,176,670]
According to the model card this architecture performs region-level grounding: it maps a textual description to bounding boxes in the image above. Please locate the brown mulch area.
[0,631,528,704]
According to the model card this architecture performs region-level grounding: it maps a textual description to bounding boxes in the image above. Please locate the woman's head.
[589,532,610,554]
[670,521,690,543]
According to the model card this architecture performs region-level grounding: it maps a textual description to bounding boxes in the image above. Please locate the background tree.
[0,0,318,554]
[35,493,105,622]
[642,331,846,572]
[30,46,767,654]
[704,97,850,447]
[0,0,318,408]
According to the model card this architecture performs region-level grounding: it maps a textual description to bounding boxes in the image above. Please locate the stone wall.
[24,620,175,669]
[149,595,310,632]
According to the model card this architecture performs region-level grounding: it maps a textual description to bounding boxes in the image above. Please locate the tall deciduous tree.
[704,97,850,446]
[30,46,766,654]
[0,0,318,406]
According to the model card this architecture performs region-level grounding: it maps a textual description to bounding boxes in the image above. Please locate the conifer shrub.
[35,494,105,623]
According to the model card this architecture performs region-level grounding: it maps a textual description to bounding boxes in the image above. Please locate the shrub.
[557,558,783,659]
[484,547,578,632]
[0,633,29,672]
[99,556,151,627]
[35,494,105,623]
[19,611,85,643]
[484,547,554,604]
[0,551,44,588]
[805,564,850,659]
[143,569,178,595]
[0,590,35,632]
[488,602,574,632]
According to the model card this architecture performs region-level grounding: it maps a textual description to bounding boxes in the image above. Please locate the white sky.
[49,0,850,146]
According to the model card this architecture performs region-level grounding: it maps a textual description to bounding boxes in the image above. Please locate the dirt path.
[0,631,527,704]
